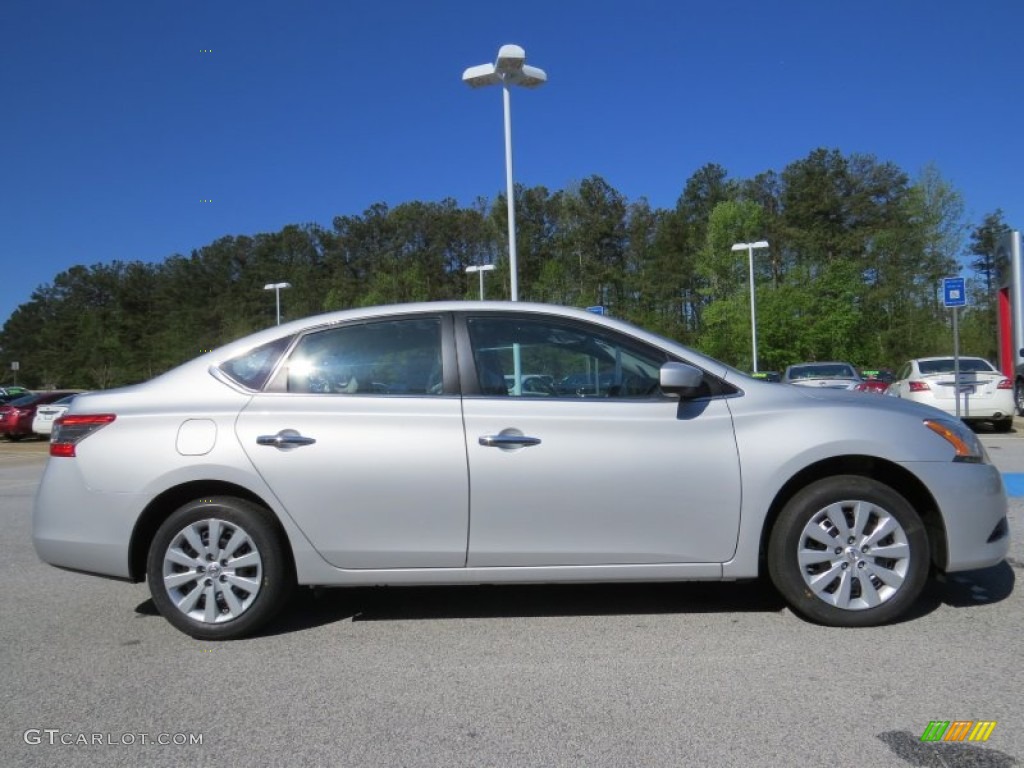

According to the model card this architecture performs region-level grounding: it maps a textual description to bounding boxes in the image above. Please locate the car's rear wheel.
[993,417,1014,433]
[147,496,293,640]
[768,476,929,627]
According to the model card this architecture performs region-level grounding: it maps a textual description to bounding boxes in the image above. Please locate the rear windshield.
[918,359,994,375]
[788,364,857,380]
[8,394,41,407]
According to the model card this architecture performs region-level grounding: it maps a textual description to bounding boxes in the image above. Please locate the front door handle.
[479,434,542,448]
[257,429,317,449]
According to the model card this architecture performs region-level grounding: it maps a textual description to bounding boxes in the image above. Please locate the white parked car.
[889,357,1014,432]
[31,393,79,436]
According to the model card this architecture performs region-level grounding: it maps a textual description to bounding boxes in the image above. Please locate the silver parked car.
[782,362,862,390]
[33,302,1009,639]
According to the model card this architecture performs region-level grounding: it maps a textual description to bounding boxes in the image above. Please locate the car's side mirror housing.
[659,362,704,398]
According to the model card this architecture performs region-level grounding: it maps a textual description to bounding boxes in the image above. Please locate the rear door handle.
[257,429,317,449]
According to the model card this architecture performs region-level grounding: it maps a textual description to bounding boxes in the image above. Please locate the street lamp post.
[462,44,547,302]
[465,264,496,300]
[263,282,292,326]
[730,241,770,373]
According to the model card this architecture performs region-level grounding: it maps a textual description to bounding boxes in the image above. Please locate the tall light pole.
[462,44,547,302]
[263,282,292,325]
[731,241,770,373]
[466,264,495,300]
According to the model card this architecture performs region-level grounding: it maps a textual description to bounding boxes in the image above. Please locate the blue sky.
[2,0,1023,326]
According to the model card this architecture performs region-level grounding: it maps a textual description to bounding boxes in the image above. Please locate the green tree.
[968,209,1010,295]
[1,148,994,387]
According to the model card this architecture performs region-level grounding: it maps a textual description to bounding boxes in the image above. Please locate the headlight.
[923,418,986,463]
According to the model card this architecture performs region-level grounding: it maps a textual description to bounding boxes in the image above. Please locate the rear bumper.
[2,416,30,434]
[928,399,1015,420]
[32,459,145,579]
[960,408,1014,420]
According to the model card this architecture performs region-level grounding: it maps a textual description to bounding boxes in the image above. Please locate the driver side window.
[466,315,667,398]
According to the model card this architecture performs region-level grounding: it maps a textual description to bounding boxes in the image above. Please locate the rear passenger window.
[282,318,442,396]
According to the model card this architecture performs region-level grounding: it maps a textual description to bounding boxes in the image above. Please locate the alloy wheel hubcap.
[162,518,263,624]
[796,500,911,610]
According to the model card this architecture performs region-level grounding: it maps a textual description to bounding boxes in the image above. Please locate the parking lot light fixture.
[263,282,292,326]
[465,264,496,300]
[731,241,770,373]
[462,44,547,302]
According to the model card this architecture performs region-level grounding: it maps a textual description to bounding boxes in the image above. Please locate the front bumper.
[905,460,1010,571]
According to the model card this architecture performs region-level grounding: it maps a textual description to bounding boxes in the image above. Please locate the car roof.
[912,356,989,362]
[786,361,856,367]
[206,301,733,368]
[137,301,741,393]
[784,362,858,372]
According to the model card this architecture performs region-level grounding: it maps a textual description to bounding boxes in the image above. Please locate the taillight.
[50,414,116,457]
[998,378,1013,390]
[908,381,931,392]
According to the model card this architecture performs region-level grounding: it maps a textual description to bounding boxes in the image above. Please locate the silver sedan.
[782,361,862,390]
[33,302,1010,639]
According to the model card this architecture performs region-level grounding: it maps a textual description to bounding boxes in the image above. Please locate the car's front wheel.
[147,497,293,640]
[768,476,929,627]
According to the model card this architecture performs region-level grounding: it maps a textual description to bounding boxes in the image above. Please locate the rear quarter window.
[218,336,294,391]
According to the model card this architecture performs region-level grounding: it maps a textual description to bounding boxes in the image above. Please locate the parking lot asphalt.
[2,427,1024,767]
[0,438,49,454]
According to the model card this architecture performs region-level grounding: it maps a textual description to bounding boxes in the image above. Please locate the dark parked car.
[0,386,31,404]
[1,391,78,440]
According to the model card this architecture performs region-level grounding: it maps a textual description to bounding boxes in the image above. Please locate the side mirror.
[659,362,704,398]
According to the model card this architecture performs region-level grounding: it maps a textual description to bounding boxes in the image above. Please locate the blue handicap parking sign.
[942,277,966,308]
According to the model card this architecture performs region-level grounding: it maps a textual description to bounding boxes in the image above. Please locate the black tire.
[768,475,929,627]
[147,496,293,640]
[8,433,24,442]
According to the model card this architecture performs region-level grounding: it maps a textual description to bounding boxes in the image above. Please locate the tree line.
[0,147,1011,390]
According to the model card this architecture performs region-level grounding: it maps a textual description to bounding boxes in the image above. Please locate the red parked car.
[0,391,78,441]
[855,369,894,394]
